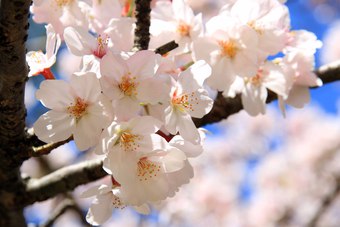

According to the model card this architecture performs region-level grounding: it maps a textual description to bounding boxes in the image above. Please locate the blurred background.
[24,0,340,226]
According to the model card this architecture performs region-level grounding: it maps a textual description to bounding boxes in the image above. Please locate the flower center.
[177,22,191,37]
[119,131,141,152]
[55,0,73,7]
[67,97,88,120]
[93,35,108,59]
[218,40,238,59]
[171,88,196,113]
[112,195,125,209]
[119,74,138,97]
[137,157,161,181]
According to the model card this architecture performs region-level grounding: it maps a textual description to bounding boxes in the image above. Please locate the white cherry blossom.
[100,50,168,120]
[164,60,213,144]
[34,73,112,151]
[26,24,61,79]
[193,14,259,92]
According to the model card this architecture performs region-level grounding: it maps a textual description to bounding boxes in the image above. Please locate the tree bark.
[0,0,31,226]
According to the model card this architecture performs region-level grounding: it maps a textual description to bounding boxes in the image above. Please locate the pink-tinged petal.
[162,147,186,173]
[137,77,170,104]
[164,106,179,135]
[114,97,141,121]
[151,1,173,21]
[178,60,211,92]
[185,89,213,118]
[80,184,111,198]
[170,135,203,158]
[73,114,103,151]
[70,73,101,103]
[106,18,135,52]
[86,194,114,226]
[167,160,193,197]
[286,85,310,108]
[88,94,114,123]
[178,113,200,144]
[172,0,194,22]
[241,84,267,116]
[100,76,124,100]
[192,37,218,62]
[129,116,163,135]
[126,50,158,80]
[100,51,128,82]
[36,80,74,111]
[45,24,61,59]
[64,27,95,56]
[33,110,74,143]
[263,64,288,98]
[207,58,236,91]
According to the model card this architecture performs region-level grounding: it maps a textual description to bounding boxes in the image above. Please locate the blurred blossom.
[321,20,340,64]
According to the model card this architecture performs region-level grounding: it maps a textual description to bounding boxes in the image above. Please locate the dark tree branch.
[308,177,340,227]
[39,198,76,227]
[155,40,179,55]
[22,159,107,206]
[194,60,340,127]
[133,0,152,50]
[0,0,32,226]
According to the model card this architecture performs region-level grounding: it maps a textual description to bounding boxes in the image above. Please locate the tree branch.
[133,0,151,50]
[22,159,107,206]
[155,40,179,55]
[28,137,73,157]
[0,0,32,226]
[308,177,340,227]
[39,198,76,227]
[194,60,340,127]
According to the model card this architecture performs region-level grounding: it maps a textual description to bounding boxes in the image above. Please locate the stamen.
[67,97,89,120]
[118,74,138,97]
[177,22,191,37]
[55,0,73,7]
[93,35,108,59]
[218,40,238,59]
[137,157,161,181]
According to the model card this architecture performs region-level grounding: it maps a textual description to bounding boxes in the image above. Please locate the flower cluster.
[27,0,321,225]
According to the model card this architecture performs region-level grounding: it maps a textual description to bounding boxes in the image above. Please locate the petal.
[170,135,203,157]
[126,50,158,80]
[162,147,186,173]
[70,73,102,103]
[100,51,128,82]
[130,116,163,135]
[64,26,95,56]
[33,110,74,143]
[86,194,114,226]
[36,80,74,111]
[178,60,211,92]
[73,113,103,151]
[178,113,200,144]
[186,89,213,118]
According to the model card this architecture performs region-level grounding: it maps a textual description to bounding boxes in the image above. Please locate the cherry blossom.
[192,14,259,92]
[26,24,61,79]
[164,60,213,144]
[100,50,167,120]
[150,0,203,53]
[31,0,88,36]
[33,73,112,150]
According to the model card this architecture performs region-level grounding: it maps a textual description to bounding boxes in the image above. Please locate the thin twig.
[155,40,179,55]
[28,137,73,157]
